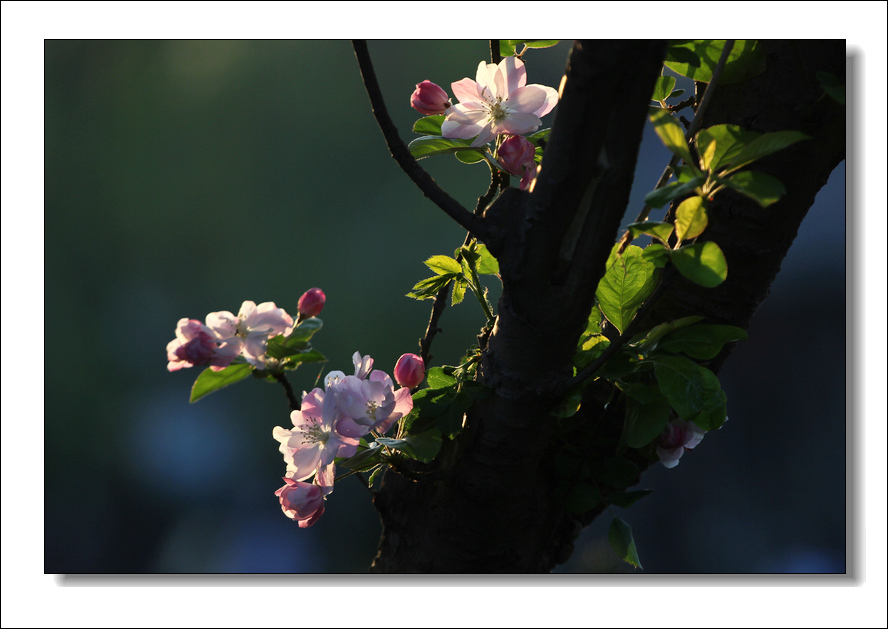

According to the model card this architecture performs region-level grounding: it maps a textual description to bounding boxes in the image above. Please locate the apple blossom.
[166,318,240,372]
[410,80,451,115]
[332,372,413,438]
[206,300,294,367]
[441,56,558,147]
[297,287,326,319]
[394,353,425,389]
[656,419,706,468]
[275,477,326,528]
[497,134,538,190]
[273,387,359,483]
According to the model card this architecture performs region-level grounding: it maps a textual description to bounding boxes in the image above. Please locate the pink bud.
[410,80,451,115]
[497,135,537,179]
[394,353,425,389]
[297,287,325,318]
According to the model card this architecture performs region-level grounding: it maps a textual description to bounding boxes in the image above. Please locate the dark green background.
[45,40,846,573]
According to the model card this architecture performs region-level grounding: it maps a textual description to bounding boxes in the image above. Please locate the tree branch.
[352,40,487,240]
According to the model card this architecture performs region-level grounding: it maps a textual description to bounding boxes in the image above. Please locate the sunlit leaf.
[424,255,462,276]
[476,243,500,275]
[644,176,705,208]
[695,124,759,172]
[628,221,674,244]
[665,40,766,84]
[649,107,693,164]
[671,242,728,288]
[652,76,676,102]
[724,131,811,173]
[674,196,708,241]
[412,114,445,136]
[595,244,660,334]
[190,363,252,403]
[719,171,787,207]
[408,135,478,160]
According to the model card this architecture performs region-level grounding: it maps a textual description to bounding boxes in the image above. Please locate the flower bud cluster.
[271,352,415,526]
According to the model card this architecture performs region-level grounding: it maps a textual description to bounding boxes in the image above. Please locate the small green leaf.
[595,244,661,334]
[190,363,252,403]
[695,124,760,172]
[574,334,610,371]
[668,88,686,99]
[499,41,518,57]
[408,135,478,160]
[424,255,462,276]
[526,128,552,147]
[475,243,500,275]
[501,40,559,56]
[628,221,674,244]
[426,366,457,390]
[522,40,560,49]
[718,170,787,207]
[607,489,654,509]
[285,317,323,346]
[367,464,385,488]
[635,316,705,350]
[700,138,717,171]
[641,244,670,268]
[454,149,487,164]
[412,114,445,136]
[566,482,601,514]
[671,242,728,288]
[609,517,643,569]
[652,355,727,430]
[404,428,442,463]
[649,107,693,164]
[451,277,467,305]
[622,389,672,449]
[665,40,766,84]
[674,196,708,241]
[407,274,452,300]
[673,164,704,183]
[655,324,747,360]
[652,76,676,102]
[284,348,327,367]
[725,130,810,173]
[644,176,706,208]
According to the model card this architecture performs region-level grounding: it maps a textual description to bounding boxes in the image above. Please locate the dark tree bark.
[368,40,845,573]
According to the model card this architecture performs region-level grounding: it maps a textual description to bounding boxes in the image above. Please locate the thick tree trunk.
[370,40,845,573]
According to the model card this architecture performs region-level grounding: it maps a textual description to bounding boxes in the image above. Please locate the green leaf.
[674,196,708,241]
[190,363,252,403]
[367,464,385,488]
[816,70,845,105]
[523,40,559,49]
[499,41,518,57]
[655,324,747,360]
[566,482,601,515]
[438,388,474,439]
[475,243,500,275]
[451,277,467,305]
[652,76,676,102]
[500,40,559,56]
[665,40,766,84]
[649,107,693,164]
[525,128,552,147]
[652,355,727,430]
[718,170,787,207]
[408,135,479,160]
[402,387,456,434]
[608,517,642,569]
[695,124,760,172]
[635,316,705,350]
[424,255,462,276]
[622,389,672,449]
[595,244,661,334]
[671,241,728,288]
[668,88,686,99]
[340,444,384,472]
[725,130,810,173]
[606,489,654,509]
[644,176,705,208]
[407,274,452,300]
[574,334,610,371]
[404,428,442,463]
[412,114,445,136]
[673,164,704,183]
[641,244,670,268]
[426,366,457,390]
[284,317,323,346]
[628,221,674,244]
[454,149,487,164]
[284,348,327,367]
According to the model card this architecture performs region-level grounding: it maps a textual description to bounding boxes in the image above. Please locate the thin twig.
[352,40,486,239]
[617,40,736,253]
[274,372,300,412]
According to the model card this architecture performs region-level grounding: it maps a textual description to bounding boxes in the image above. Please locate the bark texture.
[369,40,845,573]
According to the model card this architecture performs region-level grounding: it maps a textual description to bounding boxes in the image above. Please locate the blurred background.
[44,40,845,574]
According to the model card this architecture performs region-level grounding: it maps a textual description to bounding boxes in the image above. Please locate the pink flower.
[166,318,240,372]
[297,287,326,318]
[332,372,413,438]
[323,351,374,389]
[497,134,538,190]
[394,353,425,389]
[656,419,706,468]
[441,57,558,147]
[275,477,326,528]
[206,300,294,367]
[273,387,359,484]
[410,80,451,115]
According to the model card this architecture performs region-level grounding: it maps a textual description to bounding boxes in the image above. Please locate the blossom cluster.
[656,419,706,468]
[410,56,558,190]
[165,289,325,373]
[271,351,423,527]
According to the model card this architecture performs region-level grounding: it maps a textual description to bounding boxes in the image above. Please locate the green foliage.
[651,76,676,102]
[595,244,660,334]
[665,40,766,84]
[718,171,787,207]
[655,324,748,360]
[190,363,252,402]
[627,221,674,244]
[674,196,708,242]
[622,385,672,448]
[608,517,643,569]
[670,241,728,287]
[499,40,560,57]
[408,135,487,163]
[412,114,445,136]
[651,356,727,431]
[644,176,705,208]
[648,107,693,164]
